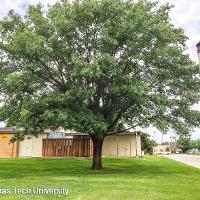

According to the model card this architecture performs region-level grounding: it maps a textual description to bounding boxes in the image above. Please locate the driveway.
[163,154,200,169]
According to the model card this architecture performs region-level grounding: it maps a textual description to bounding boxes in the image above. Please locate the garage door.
[19,138,33,157]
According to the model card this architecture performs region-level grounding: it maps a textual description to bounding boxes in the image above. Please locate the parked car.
[160,151,171,155]
[175,149,182,154]
[186,148,200,154]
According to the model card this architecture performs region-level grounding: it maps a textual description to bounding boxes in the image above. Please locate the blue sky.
[0,0,200,142]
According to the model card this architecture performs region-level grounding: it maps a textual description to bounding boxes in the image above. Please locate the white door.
[19,138,33,157]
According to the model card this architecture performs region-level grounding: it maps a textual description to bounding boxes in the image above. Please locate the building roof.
[0,127,141,136]
[46,130,141,136]
[0,127,16,134]
[116,131,141,135]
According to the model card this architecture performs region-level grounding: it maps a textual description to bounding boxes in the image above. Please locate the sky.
[0,0,200,142]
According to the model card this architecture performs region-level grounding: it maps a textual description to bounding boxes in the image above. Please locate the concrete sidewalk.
[163,154,200,169]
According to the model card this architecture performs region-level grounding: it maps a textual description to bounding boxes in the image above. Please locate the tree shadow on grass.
[0,157,199,180]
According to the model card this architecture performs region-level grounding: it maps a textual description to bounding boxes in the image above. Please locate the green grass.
[0,156,199,200]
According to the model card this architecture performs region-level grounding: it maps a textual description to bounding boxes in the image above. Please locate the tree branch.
[106,114,158,136]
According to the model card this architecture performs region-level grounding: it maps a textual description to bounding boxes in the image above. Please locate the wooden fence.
[42,138,92,157]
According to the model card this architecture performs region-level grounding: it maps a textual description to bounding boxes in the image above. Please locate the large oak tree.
[0,0,200,169]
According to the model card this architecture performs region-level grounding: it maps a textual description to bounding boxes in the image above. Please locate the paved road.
[164,154,200,169]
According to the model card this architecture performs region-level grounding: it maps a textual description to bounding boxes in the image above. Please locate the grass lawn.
[0,156,199,200]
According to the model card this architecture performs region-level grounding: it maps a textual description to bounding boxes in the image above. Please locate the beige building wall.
[19,134,47,157]
[153,144,171,155]
[102,134,141,157]
[19,132,141,158]
[102,135,118,156]
[136,134,141,156]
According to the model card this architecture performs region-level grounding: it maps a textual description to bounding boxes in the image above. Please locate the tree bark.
[91,137,104,170]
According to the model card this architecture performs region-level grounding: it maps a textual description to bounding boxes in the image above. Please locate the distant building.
[153,144,171,155]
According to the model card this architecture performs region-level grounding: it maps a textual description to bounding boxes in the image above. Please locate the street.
[164,154,200,169]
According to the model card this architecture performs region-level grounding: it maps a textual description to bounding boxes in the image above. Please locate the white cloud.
[0,121,5,127]
[0,0,57,18]
[158,0,200,62]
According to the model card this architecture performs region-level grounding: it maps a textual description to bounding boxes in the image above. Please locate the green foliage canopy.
[0,0,200,139]
[141,132,157,154]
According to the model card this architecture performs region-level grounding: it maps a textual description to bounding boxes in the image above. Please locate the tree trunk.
[91,137,104,170]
